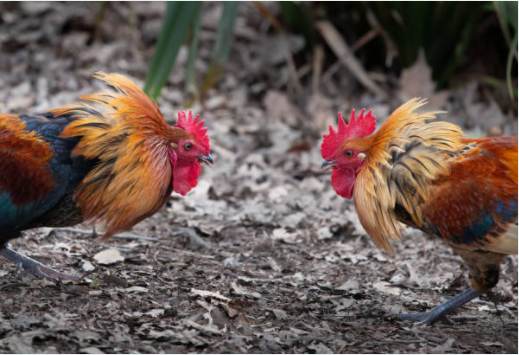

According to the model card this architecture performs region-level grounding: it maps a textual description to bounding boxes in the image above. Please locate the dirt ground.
[0,2,517,354]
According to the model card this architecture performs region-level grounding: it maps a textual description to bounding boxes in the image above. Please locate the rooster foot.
[387,288,482,325]
[387,310,452,325]
[0,246,79,281]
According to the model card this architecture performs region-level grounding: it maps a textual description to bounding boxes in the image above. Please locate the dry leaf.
[80,347,105,354]
[81,260,95,272]
[336,278,360,292]
[191,288,231,302]
[93,248,124,265]
[271,228,299,244]
[373,281,401,296]
[221,304,239,318]
[400,50,448,108]
[271,309,287,320]
[231,281,261,299]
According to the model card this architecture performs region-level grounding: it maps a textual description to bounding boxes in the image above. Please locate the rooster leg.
[0,247,79,281]
[388,288,482,325]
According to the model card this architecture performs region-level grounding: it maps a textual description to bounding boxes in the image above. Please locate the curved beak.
[321,160,337,172]
[197,154,214,168]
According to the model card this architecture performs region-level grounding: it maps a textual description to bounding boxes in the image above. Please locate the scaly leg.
[388,288,482,325]
[0,246,79,281]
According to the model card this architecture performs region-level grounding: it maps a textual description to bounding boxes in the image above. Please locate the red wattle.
[331,167,356,199]
[172,162,201,196]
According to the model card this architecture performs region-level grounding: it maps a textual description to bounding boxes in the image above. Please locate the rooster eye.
[346,150,353,157]
[184,142,193,151]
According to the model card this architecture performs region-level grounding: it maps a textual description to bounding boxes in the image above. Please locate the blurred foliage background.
[0,1,516,136]
[142,1,517,103]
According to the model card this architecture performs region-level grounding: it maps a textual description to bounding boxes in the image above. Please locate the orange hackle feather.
[323,99,517,303]
[334,98,517,256]
[351,98,463,253]
[57,72,190,240]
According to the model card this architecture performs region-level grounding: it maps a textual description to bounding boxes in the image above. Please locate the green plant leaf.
[433,3,484,89]
[144,1,202,100]
[203,2,240,90]
[210,2,239,67]
[506,34,518,99]
[480,75,518,96]
[94,1,108,41]
[370,2,486,89]
[279,1,314,49]
[186,5,202,95]
[494,1,518,45]
[493,1,518,98]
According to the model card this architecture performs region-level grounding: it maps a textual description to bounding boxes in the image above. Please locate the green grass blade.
[211,2,239,67]
[506,34,518,99]
[144,2,180,95]
[144,1,202,100]
[203,2,239,90]
[186,5,202,94]
[434,3,485,88]
[94,1,108,41]
[279,1,314,49]
[494,1,514,44]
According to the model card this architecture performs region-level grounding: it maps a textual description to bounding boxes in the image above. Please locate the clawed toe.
[1,247,79,281]
[385,289,482,326]
[33,263,79,281]
[386,311,446,325]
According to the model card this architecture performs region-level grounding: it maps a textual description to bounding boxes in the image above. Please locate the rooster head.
[321,108,375,198]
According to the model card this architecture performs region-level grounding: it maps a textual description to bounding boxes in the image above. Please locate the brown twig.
[286,50,304,95]
[252,1,304,94]
[252,1,283,33]
[312,44,324,97]
[366,10,398,67]
[380,339,428,344]
[316,20,387,98]
[349,28,379,53]
[335,344,347,354]
[322,60,342,83]
[54,227,157,242]
[321,28,378,91]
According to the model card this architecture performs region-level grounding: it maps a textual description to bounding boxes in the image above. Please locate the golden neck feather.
[353,98,463,253]
[57,72,188,239]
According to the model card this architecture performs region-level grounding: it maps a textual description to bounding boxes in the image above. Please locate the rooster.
[321,98,517,324]
[0,72,213,280]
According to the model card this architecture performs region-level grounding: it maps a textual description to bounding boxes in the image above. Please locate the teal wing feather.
[0,114,85,237]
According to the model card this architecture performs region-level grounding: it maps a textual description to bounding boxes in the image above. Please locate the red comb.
[176,111,210,152]
[321,108,375,159]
